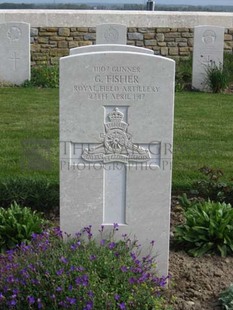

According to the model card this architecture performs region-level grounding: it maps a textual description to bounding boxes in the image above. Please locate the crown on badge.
[108,108,124,122]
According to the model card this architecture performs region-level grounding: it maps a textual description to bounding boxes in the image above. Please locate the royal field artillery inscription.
[60,49,175,276]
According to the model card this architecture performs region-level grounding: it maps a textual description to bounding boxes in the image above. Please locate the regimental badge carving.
[82,107,150,164]
[202,30,216,45]
[7,26,22,42]
[104,26,119,43]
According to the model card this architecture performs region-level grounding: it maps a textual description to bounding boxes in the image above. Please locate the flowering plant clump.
[0,224,170,309]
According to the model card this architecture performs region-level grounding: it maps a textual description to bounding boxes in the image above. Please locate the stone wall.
[1,10,232,65]
[31,26,233,65]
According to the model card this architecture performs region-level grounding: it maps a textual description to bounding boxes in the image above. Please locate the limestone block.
[167,42,178,47]
[39,32,56,36]
[49,48,69,57]
[187,38,194,46]
[169,47,179,55]
[180,47,190,52]
[128,32,143,40]
[58,28,70,37]
[84,34,96,40]
[158,42,166,47]
[165,32,181,38]
[38,37,48,44]
[161,47,168,55]
[178,42,188,47]
[156,33,164,42]
[68,41,79,48]
[224,34,232,41]
[128,27,137,32]
[181,33,193,38]
[144,39,157,46]
[144,33,155,40]
[58,41,68,48]
[176,38,188,42]
[50,36,66,41]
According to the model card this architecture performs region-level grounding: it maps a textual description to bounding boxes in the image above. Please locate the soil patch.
[168,197,233,310]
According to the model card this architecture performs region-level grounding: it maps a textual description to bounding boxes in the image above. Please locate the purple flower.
[60,256,68,264]
[118,302,126,309]
[75,232,82,238]
[114,294,120,301]
[37,298,42,309]
[139,273,150,283]
[129,277,137,284]
[113,223,119,231]
[56,268,64,276]
[89,255,96,261]
[130,252,137,261]
[109,242,116,250]
[70,240,81,251]
[53,227,63,238]
[88,291,94,298]
[100,239,105,246]
[7,275,15,283]
[83,226,93,239]
[150,240,155,246]
[66,297,76,305]
[31,279,40,285]
[56,286,63,292]
[27,295,35,305]
[120,266,128,272]
[9,299,17,306]
[75,274,89,287]
[84,300,93,310]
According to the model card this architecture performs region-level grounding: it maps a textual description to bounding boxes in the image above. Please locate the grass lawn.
[0,88,232,191]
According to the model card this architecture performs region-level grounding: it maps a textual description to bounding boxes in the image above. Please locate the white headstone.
[60,51,175,276]
[70,44,154,55]
[192,25,224,91]
[96,24,127,45]
[0,22,30,85]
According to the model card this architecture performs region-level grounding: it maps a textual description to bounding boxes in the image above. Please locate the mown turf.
[173,91,233,189]
[0,88,232,190]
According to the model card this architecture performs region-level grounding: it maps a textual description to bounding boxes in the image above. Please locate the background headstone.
[96,24,127,45]
[60,51,175,276]
[70,44,154,55]
[192,25,224,91]
[0,22,30,85]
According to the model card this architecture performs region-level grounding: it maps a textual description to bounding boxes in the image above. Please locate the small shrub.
[22,65,59,88]
[219,283,233,310]
[0,177,59,215]
[175,57,192,92]
[174,200,233,257]
[178,193,203,210]
[223,52,233,84]
[205,61,229,93]
[192,166,233,206]
[0,202,48,252]
[0,225,171,309]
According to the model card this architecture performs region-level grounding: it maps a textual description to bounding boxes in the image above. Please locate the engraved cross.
[9,52,20,70]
